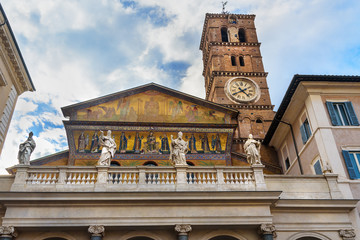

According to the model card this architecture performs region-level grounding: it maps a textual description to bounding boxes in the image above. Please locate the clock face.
[225,77,260,103]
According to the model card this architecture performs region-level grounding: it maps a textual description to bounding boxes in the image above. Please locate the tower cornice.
[200,13,256,50]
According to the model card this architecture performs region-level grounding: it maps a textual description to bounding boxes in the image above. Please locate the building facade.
[0,12,359,240]
[0,4,35,155]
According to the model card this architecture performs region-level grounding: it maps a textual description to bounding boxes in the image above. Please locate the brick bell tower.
[199,13,275,140]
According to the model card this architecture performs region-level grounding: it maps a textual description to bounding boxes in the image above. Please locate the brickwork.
[200,13,275,141]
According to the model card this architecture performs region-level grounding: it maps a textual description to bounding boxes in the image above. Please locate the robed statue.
[244,134,261,165]
[169,132,188,166]
[18,132,36,165]
[97,130,116,166]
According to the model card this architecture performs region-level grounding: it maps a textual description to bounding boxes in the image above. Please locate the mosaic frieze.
[73,90,231,124]
[73,130,229,155]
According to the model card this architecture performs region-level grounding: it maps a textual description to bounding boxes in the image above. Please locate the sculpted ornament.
[170,132,188,166]
[0,226,17,237]
[175,224,192,235]
[244,134,262,165]
[259,224,276,238]
[88,225,105,236]
[339,229,356,240]
[17,132,36,165]
[97,130,116,166]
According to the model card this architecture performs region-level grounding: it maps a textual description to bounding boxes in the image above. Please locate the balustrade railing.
[10,164,266,192]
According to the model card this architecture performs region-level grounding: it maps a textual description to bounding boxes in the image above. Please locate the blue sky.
[1,0,360,173]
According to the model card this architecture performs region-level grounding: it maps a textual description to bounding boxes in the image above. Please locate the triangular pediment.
[62,83,237,124]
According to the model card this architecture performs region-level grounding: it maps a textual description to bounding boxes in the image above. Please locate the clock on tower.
[199,13,275,139]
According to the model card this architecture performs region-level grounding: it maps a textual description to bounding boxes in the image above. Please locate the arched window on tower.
[239,56,245,66]
[221,27,229,42]
[238,28,246,42]
[231,56,236,66]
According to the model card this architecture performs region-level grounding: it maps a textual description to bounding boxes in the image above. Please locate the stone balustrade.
[10,164,266,192]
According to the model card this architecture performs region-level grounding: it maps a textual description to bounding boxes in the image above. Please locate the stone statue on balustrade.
[97,130,116,166]
[17,132,36,165]
[170,131,188,166]
[244,134,262,165]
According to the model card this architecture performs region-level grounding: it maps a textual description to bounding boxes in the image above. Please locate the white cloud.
[1,0,360,174]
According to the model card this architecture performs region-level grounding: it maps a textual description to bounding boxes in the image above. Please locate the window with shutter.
[300,119,312,144]
[342,150,360,179]
[326,101,359,126]
[313,160,322,175]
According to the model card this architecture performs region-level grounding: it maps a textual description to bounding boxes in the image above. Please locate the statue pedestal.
[252,164,267,190]
[95,166,109,191]
[175,165,188,191]
[10,164,29,192]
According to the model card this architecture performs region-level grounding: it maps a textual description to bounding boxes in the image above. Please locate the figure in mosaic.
[170,132,188,166]
[18,132,36,165]
[119,132,127,153]
[200,133,210,153]
[160,134,170,153]
[244,134,261,165]
[133,132,142,153]
[90,131,100,153]
[145,131,158,153]
[97,130,117,166]
[78,132,86,152]
[189,133,197,153]
[211,133,222,153]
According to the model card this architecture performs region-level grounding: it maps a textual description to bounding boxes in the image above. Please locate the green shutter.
[342,150,360,179]
[300,124,307,144]
[326,102,339,126]
[344,102,359,126]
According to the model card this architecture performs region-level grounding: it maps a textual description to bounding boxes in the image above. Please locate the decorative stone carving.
[88,225,105,236]
[322,161,333,173]
[170,132,188,166]
[244,134,262,165]
[175,224,192,235]
[18,131,36,165]
[339,229,356,240]
[0,226,17,237]
[97,130,116,166]
[258,224,276,238]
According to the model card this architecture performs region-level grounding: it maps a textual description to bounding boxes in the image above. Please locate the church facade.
[0,12,359,240]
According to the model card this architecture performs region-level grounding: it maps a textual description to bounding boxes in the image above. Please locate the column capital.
[339,229,356,240]
[258,224,276,238]
[88,225,105,237]
[0,226,17,238]
[175,224,192,236]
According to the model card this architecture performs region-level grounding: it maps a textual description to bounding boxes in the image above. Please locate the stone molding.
[0,226,17,237]
[258,224,276,238]
[339,229,356,240]
[0,28,31,93]
[175,224,192,236]
[88,225,105,236]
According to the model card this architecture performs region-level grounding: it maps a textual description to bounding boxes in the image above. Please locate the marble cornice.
[0,26,34,94]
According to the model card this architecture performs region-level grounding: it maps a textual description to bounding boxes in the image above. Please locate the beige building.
[0,4,35,155]
[0,12,359,240]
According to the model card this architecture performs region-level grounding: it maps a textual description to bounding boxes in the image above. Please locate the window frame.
[326,101,359,126]
[342,149,360,179]
[300,118,312,144]
[312,158,323,175]
[281,143,291,171]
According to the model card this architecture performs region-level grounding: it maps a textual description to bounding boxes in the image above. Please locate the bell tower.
[199,13,275,139]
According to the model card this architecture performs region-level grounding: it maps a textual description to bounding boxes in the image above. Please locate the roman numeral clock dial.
[225,77,261,103]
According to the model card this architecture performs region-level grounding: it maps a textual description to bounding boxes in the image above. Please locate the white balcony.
[9,164,267,192]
